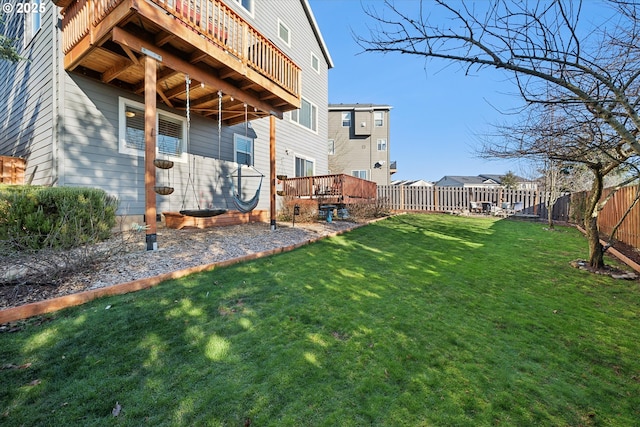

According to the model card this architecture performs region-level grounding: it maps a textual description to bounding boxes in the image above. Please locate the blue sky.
[307,0,541,182]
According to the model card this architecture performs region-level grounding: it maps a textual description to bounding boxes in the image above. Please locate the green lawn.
[1,214,639,426]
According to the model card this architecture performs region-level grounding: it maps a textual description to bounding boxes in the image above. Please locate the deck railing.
[281,174,378,204]
[60,0,301,97]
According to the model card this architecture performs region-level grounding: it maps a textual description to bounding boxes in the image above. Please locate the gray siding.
[0,2,56,184]
[239,0,330,180]
[328,107,391,185]
[1,0,330,217]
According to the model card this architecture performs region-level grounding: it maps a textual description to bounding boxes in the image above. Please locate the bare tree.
[356,0,640,268]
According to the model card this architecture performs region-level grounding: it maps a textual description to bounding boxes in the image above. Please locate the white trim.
[352,170,368,180]
[341,111,351,127]
[290,97,318,133]
[233,133,254,166]
[233,0,254,17]
[328,139,335,155]
[310,51,320,74]
[278,19,291,47]
[294,154,315,177]
[374,111,384,127]
[118,97,187,163]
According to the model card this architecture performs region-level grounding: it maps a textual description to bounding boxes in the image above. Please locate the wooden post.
[270,115,276,230]
[144,56,158,250]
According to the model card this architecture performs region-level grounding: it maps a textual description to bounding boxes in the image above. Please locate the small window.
[233,0,253,14]
[311,52,319,73]
[374,111,384,127]
[23,0,44,47]
[291,97,317,132]
[328,139,335,155]
[342,112,351,127]
[377,138,387,151]
[295,156,314,177]
[352,170,368,180]
[234,134,254,166]
[278,20,291,46]
[118,98,187,161]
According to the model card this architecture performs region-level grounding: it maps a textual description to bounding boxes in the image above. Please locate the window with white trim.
[341,112,351,127]
[278,20,291,46]
[311,52,319,73]
[352,170,368,180]
[374,111,384,127]
[295,156,314,177]
[118,98,187,161]
[377,138,387,151]
[233,0,253,14]
[23,0,44,47]
[290,98,317,132]
[328,139,335,155]
[234,134,254,166]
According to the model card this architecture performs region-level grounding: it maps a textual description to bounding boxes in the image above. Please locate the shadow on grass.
[1,214,639,426]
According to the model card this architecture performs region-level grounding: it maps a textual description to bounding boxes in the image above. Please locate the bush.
[0,185,118,251]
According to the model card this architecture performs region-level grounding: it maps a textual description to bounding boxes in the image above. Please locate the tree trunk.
[584,168,605,269]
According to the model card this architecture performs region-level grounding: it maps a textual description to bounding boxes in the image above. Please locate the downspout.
[51,5,60,186]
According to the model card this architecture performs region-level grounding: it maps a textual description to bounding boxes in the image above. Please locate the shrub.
[0,185,118,251]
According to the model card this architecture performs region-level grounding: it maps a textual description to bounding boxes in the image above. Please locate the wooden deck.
[280,174,377,205]
[54,0,301,124]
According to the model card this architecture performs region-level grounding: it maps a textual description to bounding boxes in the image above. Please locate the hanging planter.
[154,159,174,169]
[154,186,174,195]
[277,190,285,196]
[276,174,287,181]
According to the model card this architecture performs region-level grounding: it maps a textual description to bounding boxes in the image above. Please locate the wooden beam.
[270,115,276,230]
[135,68,180,94]
[157,87,174,107]
[112,27,284,119]
[190,49,208,64]
[121,45,140,65]
[102,57,134,83]
[132,0,299,108]
[155,31,175,47]
[144,55,158,251]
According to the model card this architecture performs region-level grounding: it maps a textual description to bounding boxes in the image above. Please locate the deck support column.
[270,115,277,231]
[144,55,158,250]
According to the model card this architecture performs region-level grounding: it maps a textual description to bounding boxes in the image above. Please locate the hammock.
[230,171,263,213]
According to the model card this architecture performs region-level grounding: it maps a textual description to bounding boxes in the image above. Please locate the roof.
[329,103,393,111]
[302,0,334,69]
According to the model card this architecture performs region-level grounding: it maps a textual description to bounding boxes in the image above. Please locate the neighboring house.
[391,179,432,187]
[327,103,395,186]
[435,174,537,190]
[0,0,332,245]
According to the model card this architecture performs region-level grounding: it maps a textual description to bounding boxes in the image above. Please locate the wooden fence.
[377,185,570,221]
[572,185,640,250]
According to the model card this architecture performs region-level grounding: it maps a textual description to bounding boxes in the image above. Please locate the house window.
[295,156,314,177]
[352,170,367,180]
[374,111,384,127]
[290,98,317,132]
[328,139,335,155]
[234,0,253,13]
[311,52,319,73]
[278,20,291,46]
[342,112,351,127]
[234,134,254,165]
[23,0,44,47]
[377,138,387,151]
[118,98,186,161]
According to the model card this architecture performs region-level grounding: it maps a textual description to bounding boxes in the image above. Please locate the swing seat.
[179,209,228,218]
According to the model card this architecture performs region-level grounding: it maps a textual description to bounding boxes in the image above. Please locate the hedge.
[0,185,118,251]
